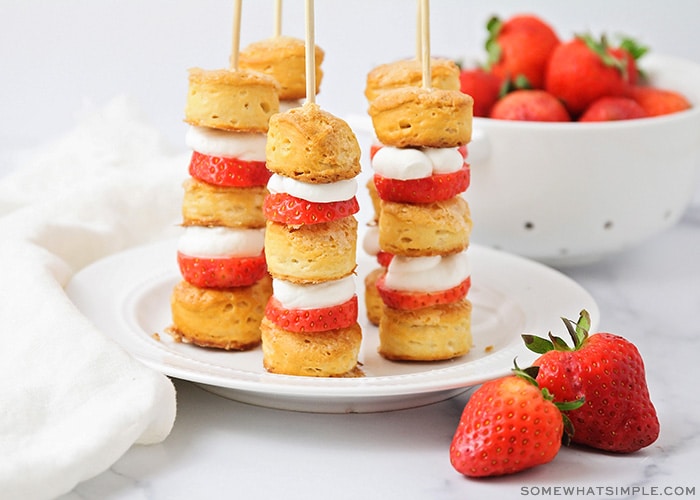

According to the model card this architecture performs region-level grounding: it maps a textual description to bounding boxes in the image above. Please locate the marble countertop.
[56,201,700,500]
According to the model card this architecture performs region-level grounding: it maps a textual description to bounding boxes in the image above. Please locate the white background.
[2,0,700,158]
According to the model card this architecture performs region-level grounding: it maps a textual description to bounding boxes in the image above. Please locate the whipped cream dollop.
[273,276,356,309]
[384,251,471,292]
[186,126,267,161]
[372,146,464,180]
[362,225,380,256]
[177,226,265,258]
[267,173,358,203]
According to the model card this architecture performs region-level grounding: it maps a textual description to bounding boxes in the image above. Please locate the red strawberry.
[485,14,560,89]
[459,67,504,117]
[372,165,470,204]
[264,295,358,333]
[177,251,267,289]
[628,86,692,117]
[376,275,470,310]
[490,89,570,122]
[545,35,633,117]
[263,193,360,225]
[579,96,647,122]
[522,310,660,453]
[189,151,272,187]
[609,37,648,86]
[450,363,581,477]
[376,251,394,268]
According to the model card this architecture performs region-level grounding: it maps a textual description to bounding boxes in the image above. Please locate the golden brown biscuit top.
[365,57,460,100]
[270,102,361,167]
[187,67,280,91]
[368,86,473,114]
[239,35,325,65]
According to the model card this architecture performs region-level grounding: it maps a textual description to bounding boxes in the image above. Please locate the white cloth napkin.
[0,97,187,500]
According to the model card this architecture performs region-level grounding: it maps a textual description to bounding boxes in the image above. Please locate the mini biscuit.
[265,217,358,284]
[169,277,272,350]
[184,67,280,133]
[378,197,472,257]
[378,299,472,361]
[364,267,385,326]
[369,86,473,148]
[364,57,460,102]
[238,36,324,101]
[181,178,267,229]
[260,317,363,377]
[266,103,361,183]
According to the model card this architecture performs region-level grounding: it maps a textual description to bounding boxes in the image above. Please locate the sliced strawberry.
[263,193,360,225]
[376,275,471,310]
[177,251,267,289]
[376,251,394,268]
[264,295,358,333]
[189,151,272,187]
[373,165,470,203]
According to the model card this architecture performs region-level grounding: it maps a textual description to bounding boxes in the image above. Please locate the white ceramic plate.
[65,238,598,413]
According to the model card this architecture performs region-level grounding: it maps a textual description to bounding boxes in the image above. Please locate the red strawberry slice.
[376,275,471,310]
[177,251,267,289]
[373,164,470,203]
[189,151,272,187]
[264,295,358,333]
[263,193,360,225]
[376,251,394,268]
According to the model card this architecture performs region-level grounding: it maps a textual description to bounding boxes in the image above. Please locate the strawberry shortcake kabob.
[367,0,475,361]
[169,3,284,350]
[259,1,364,377]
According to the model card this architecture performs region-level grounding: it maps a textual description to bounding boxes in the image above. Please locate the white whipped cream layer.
[372,146,463,180]
[384,251,471,292]
[186,126,267,161]
[267,173,358,203]
[178,226,265,258]
[273,276,356,309]
[362,225,380,256]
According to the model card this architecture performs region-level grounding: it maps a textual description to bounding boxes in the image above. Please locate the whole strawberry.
[545,35,634,117]
[579,96,647,122]
[522,310,660,453]
[628,85,692,117]
[450,364,581,477]
[459,66,503,117]
[485,14,560,89]
[490,89,570,122]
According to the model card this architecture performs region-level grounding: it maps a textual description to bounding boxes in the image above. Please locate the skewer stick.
[420,0,431,89]
[230,0,243,70]
[274,0,282,37]
[415,0,421,61]
[305,0,316,104]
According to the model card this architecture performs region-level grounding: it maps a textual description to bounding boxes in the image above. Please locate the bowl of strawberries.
[460,14,700,266]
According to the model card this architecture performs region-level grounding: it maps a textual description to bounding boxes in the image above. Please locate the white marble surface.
[3,1,700,499]
[53,206,700,500]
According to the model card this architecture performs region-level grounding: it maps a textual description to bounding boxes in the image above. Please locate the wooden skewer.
[305,0,316,104]
[273,0,282,37]
[420,0,431,89]
[230,0,243,70]
[415,0,421,61]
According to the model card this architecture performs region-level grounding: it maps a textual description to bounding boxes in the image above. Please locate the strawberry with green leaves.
[458,67,504,117]
[522,310,660,453]
[450,362,582,477]
[485,14,561,90]
[545,35,643,117]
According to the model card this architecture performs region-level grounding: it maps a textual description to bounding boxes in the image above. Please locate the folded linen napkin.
[0,97,186,500]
